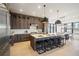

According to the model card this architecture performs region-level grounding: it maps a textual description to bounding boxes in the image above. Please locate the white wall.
[49,11,79,24]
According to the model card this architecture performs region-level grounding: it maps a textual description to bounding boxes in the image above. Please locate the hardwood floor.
[10,39,79,56]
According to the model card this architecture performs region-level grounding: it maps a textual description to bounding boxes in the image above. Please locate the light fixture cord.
[43,4,46,17]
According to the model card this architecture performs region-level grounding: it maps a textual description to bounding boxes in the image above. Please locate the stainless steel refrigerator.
[0,5,10,55]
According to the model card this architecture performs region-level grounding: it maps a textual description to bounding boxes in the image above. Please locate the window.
[48,23,54,33]
[66,23,72,34]
[73,22,79,34]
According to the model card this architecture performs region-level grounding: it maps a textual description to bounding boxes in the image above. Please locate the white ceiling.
[7,3,79,20]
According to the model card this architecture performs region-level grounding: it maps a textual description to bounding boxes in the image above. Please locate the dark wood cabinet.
[10,34,30,45]
[10,12,44,29]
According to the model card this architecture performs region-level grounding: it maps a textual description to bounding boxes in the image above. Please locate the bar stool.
[64,34,69,40]
[36,39,46,54]
[44,37,52,51]
[57,36,64,47]
[49,37,55,49]
[53,36,59,47]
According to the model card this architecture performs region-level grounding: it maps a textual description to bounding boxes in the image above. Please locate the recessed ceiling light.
[20,9,23,12]
[49,9,52,13]
[73,16,75,18]
[38,5,41,9]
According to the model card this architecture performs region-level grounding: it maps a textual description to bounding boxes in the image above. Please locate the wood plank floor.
[10,39,79,56]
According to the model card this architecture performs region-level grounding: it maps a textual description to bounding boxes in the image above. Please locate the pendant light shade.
[43,17,48,22]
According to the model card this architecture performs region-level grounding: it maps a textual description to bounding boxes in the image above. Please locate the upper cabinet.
[10,12,44,29]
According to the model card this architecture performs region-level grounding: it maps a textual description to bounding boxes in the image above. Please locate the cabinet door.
[20,19,23,29]
[27,19,29,29]
[10,15,13,29]
[28,19,31,29]
[23,19,27,29]
[16,19,19,29]
[10,16,17,29]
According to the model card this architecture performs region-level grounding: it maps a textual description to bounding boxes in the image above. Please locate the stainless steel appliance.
[0,4,10,55]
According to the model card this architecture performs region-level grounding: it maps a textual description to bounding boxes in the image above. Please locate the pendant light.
[42,4,48,23]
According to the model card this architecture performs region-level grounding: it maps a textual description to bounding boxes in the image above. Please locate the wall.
[49,11,79,24]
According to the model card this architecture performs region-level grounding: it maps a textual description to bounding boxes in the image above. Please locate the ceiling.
[7,3,79,20]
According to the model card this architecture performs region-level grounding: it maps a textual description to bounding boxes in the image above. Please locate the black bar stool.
[36,39,46,54]
[44,37,52,51]
[50,37,56,48]
[64,34,69,40]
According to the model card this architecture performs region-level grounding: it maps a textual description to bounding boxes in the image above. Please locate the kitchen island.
[30,33,65,54]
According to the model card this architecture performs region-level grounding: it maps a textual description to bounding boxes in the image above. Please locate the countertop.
[31,33,65,39]
[31,33,56,38]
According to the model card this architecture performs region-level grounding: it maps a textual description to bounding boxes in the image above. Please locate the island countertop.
[30,33,56,38]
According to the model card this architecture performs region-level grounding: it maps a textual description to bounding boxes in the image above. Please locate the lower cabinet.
[10,34,30,45]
